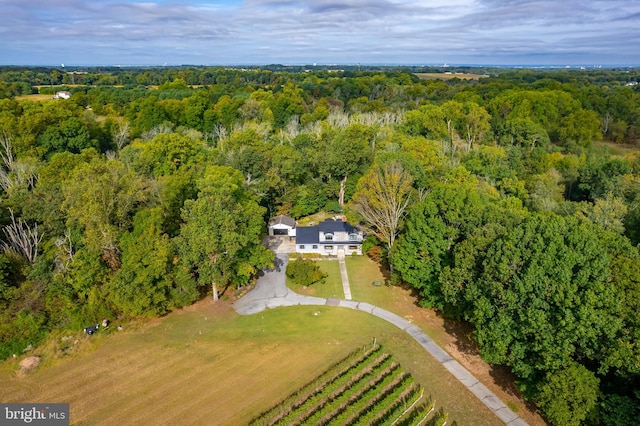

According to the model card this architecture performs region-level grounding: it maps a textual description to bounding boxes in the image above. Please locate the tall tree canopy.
[176,166,273,300]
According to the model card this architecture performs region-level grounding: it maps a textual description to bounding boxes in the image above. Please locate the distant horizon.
[2,63,639,70]
[2,1,638,69]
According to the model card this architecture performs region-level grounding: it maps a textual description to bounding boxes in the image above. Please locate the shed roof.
[268,214,296,228]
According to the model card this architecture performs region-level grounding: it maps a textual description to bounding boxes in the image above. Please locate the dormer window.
[349,233,359,241]
[325,233,333,241]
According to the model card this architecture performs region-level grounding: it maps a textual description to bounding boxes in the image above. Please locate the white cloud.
[0,0,638,64]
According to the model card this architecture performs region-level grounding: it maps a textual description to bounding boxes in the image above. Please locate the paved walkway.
[234,254,528,426]
[337,250,352,300]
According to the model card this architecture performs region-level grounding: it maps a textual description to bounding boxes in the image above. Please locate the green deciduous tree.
[536,362,599,426]
[176,166,273,301]
[443,213,620,380]
[392,169,498,308]
[109,207,197,317]
[62,157,148,270]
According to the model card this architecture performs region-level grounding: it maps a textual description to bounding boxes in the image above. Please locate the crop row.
[251,345,450,426]
[284,355,395,425]
[303,360,400,425]
[325,367,409,425]
[251,345,383,426]
[368,384,423,426]
[395,399,435,426]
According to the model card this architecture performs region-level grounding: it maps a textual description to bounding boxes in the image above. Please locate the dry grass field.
[0,297,506,425]
[414,72,488,81]
[14,94,57,102]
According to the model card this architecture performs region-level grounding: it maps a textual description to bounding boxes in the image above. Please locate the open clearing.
[14,94,57,101]
[414,72,488,81]
[1,299,504,425]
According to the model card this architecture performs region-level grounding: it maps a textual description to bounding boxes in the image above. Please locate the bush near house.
[286,259,327,287]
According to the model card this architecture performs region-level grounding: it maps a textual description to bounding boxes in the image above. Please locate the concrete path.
[233,256,528,426]
[336,250,353,300]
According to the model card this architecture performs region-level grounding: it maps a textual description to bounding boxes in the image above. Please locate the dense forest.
[1,65,639,425]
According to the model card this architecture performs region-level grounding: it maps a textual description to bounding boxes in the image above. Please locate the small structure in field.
[53,91,71,99]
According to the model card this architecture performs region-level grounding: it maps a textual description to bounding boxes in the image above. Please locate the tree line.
[1,66,639,425]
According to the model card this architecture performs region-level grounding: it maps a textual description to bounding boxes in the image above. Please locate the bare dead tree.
[54,228,74,272]
[112,118,131,151]
[303,121,323,137]
[600,111,611,136]
[213,124,228,150]
[328,108,349,129]
[182,128,203,141]
[284,115,300,140]
[0,130,15,171]
[141,123,173,141]
[0,157,39,191]
[351,161,415,272]
[0,130,15,191]
[0,170,11,191]
[2,209,43,264]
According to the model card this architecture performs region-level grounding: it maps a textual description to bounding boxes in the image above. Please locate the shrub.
[286,259,326,286]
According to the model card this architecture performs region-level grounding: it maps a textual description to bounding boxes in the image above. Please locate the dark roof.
[268,214,296,228]
[296,226,319,244]
[296,219,362,245]
[318,219,359,234]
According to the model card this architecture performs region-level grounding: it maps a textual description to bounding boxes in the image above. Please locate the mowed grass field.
[286,259,344,299]
[0,299,503,425]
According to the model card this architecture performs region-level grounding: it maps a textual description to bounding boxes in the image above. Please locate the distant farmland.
[414,72,488,80]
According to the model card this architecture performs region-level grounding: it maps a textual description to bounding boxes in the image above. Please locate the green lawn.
[346,256,390,306]
[286,259,344,299]
[0,301,501,425]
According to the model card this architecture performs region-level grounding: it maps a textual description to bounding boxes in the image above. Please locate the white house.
[268,215,296,237]
[296,218,363,256]
[53,91,71,99]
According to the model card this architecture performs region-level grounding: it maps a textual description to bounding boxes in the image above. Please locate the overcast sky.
[1,0,638,66]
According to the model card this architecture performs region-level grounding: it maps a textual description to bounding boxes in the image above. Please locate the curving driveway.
[234,254,528,426]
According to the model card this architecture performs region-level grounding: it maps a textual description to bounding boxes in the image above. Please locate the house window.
[349,245,358,250]
[349,233,359,241]
[312,245,318,249]
[324,245,333,251]
[325,233,333,241]
[299,245,305,249]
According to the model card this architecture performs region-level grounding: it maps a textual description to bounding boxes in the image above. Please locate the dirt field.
[1,298,507,425]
